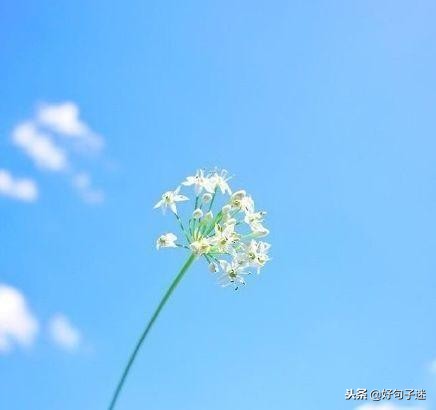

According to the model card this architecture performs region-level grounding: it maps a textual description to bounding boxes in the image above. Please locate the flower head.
[154,168,271,289]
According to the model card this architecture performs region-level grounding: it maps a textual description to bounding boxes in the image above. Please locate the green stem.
[207,189,217,212]
[173,212,191,242]
[192,196,199,236]
[108,253,196,409]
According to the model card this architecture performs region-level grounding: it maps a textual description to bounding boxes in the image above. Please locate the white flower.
[239,240,271,272]
[190,237,212,255]
[156,233,178,250]
[251,224,269,237]
[241,195,255,213]
[182,169,214,195]
[192,208,203,219]
[154,186,188,214]
[232,250,250,268]
[202,192,212,203]
[154,168,271,289]
[221,209,234,224]
[223,218,236,227]
[230,190,246,209]
[221,204,232,214]
[245,210,268,236]
[209,169,232,195]
[203,211,213,221]
[218,259,250,289]
[210,223,239,253]
[244,210,266,227]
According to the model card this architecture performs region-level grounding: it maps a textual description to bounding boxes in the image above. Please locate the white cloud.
[12,122,68,171]
[37,102,103,150]
[48,314,81,351]
[72,172,105,204]
[9,102,106,203]
[356,404,426,410]
[0,284,39,353]
[0,169,38,202]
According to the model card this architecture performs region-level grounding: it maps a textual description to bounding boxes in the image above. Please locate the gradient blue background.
[1,1,436,409]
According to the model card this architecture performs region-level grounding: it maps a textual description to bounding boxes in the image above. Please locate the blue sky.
[1,1,436,409]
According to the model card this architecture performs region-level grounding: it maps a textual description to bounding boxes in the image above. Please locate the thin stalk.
[207,189,217,212]
[187,196,198,239]
[173,212,191,242]
[108,253,196,409]
[176,243,190,249]
[188,218,193,238]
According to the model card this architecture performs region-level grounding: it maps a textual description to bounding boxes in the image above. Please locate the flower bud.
[224,218,236,226]
[231,190,246,201]
[192,208,203,219]
[230,190,246,209]
[202,193,212,203]
[254,227,269,237]
[222,204,232,214]
[204,211,213,220]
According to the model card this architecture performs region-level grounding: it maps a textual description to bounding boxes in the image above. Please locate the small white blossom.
[241,195,255,213]
[221,204,232,214]
[239,240,271,272]
[210,224,239,253]
[156,233,178,250]
[209,169,232,195]
[204,211,213,220]
[223,218,237,227]
[252,225,269,237]
[192,208,203,219]
[202,192,212,203]
[154,186,188,214]
[244,210,266,227]
[244,209,269,236]
[218,259,250,289]
[182,169,214,195]
[230,190,247,209]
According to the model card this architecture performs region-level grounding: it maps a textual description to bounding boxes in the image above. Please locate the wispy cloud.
[8,101,106,204]
[0,169,38,202]
[12,122,68,171]
[356,404,426,410]
[72,172,104,204]
[0,284,85,354]
[0,284,39,353]
[37,102,103,150]
[48,314,81,351]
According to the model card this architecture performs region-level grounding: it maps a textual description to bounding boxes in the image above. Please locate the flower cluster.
[154,169,270,289]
